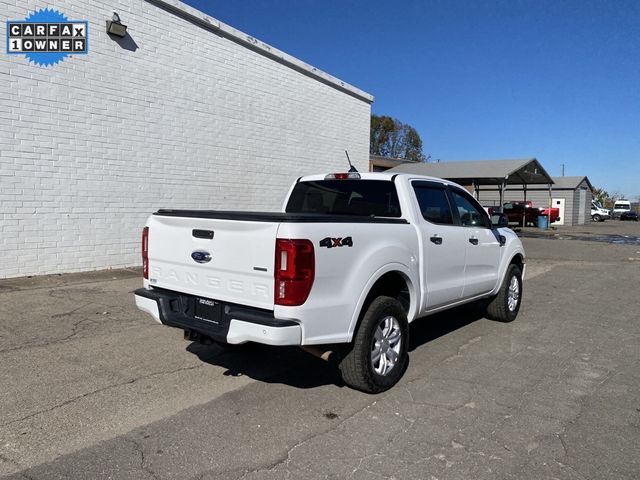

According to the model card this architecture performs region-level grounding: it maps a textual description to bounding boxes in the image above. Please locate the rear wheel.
[339,296,408,393]
[486,264,522,322]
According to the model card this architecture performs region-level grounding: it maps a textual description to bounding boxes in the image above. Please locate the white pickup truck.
[135,171,525,393]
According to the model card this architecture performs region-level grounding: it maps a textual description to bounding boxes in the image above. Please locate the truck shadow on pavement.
[186,341,344,389]
[408,302,487,352]
[185,302,486,390]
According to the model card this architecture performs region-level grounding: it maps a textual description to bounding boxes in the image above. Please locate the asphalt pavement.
[1,221,639,479]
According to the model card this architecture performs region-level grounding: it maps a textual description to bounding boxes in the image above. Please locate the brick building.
[0,1,373,278]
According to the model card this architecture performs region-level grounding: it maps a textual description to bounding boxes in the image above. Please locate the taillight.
[142,227,149,279]
[274,239,315,306]
[324,172,361,180]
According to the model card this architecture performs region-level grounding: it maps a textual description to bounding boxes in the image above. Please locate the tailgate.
[146,214,277,310]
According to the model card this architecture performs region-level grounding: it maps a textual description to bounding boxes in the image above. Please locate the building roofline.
[551,176,594,191]
[389,158,555,185]
[145,0,375,104]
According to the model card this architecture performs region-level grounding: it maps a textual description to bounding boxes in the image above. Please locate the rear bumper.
[134,288,301,346]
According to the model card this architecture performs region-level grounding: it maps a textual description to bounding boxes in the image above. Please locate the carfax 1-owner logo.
[6,8,88,67]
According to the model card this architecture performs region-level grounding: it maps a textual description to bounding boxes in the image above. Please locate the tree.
[592,187,623,209]
[592,187,610,207]
[370,115,426,162]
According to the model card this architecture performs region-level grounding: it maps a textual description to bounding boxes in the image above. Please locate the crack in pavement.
[441,335,483,363]
[553,459,589,480]
[347,453,386,479]
[0,314,147,356]
[50,302,94,319]
[0,364,204,428]
[0,316,94,355]
[0,452,22,469]
[214,400,383,480]
[549,367,615,480]
[234,431,323,479]
[451,439,505,462]
[0,453,36,480]
[128,438,161,480]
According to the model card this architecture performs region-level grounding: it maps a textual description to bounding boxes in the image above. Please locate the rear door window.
[412,184,454,225]
[286,180,402,217]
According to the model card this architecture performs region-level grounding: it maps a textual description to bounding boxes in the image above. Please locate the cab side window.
[450,189,490,228]
[413,185,454,225]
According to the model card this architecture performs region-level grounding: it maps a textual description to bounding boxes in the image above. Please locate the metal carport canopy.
[390,158,555,212]
[388,158,554,187]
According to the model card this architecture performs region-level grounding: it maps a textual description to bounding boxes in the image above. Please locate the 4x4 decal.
[319,237,353,248]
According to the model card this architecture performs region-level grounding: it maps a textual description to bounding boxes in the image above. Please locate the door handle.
[430,236,443,245]
[469,236,479,245]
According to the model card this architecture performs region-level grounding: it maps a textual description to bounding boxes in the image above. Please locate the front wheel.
[486,264,523,322]
[339,296,409,394]
[592,214,601,222]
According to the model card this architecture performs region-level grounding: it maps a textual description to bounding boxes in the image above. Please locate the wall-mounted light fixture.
[106,12,127,38]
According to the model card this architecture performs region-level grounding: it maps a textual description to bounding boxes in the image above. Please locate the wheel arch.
[347,264,418,342]
[491,247,526,297]
[503,251,526,281]
[509,252,525,269]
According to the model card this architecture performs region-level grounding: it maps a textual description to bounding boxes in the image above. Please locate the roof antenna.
[345,150,358,173]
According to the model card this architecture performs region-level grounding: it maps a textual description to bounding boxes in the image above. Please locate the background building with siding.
[477,176,593,226]
[0,0,373,279]
[388,158,593,226]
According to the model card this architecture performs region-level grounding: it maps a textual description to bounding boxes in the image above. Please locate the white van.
[591,200,610,222]
[612,200,631,219]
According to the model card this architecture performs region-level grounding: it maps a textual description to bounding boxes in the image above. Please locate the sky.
[182,0,639,199]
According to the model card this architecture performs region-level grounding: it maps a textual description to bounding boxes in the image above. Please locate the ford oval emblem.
[191,250,211,264]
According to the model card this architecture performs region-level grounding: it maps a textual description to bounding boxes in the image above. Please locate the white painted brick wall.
[0,0,372,279]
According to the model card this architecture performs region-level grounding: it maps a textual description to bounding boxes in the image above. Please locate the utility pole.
[561,164,565,176]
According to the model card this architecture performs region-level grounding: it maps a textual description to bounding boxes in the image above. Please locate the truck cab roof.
[298,171,466,190]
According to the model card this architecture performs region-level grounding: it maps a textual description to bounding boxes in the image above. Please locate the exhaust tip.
[183,329,214,345]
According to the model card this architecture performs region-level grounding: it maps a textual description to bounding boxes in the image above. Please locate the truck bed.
[155,210,409,224]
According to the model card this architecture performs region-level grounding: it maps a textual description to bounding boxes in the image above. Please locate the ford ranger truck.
[135,172,526,393]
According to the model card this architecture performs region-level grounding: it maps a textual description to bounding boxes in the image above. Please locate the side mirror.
[491,213,509,228]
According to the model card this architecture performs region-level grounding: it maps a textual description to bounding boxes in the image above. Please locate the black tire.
[592,214,601,222]
[339,296,409,394]
[486,264,523,323]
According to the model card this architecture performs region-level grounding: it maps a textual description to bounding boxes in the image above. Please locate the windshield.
[286,180,402,217]
[614,203,630,210]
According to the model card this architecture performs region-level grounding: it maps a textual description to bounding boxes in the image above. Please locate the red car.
[489,201,560,225]
[519,201,560,224]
